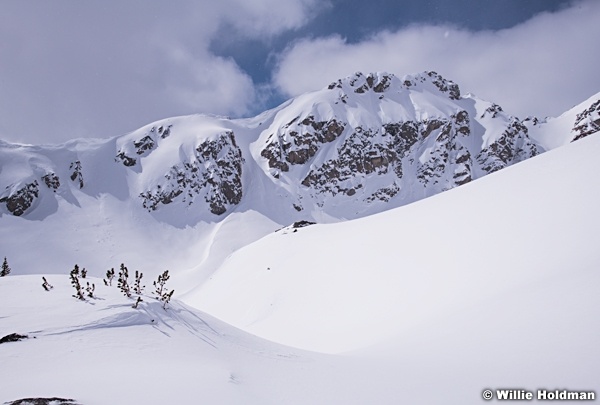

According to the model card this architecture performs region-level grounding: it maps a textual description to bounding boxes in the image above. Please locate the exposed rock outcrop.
[0,181,40,216]
[572,99,600,141]
[140,131,243,215]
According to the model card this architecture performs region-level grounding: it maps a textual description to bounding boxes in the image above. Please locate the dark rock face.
[481,103,503,119]
[140,131,243,215]
[417,111,473,188]
[477,118,539,174]
[134,125,173,154]
[572,99,600,141]
[292,220,316,228]
[115,151,137,167]
[300,126,400,195]
[157,124,172,139]
[69,161,84,188]
[42,173,60,191]
[426,71,461,100]
[354,73,394,93]
[365,183,400,203]
[0,333,28,344]
[290,112,475,201]
[116,125,172,167]
[0,181,39,216]
[133,135,155,155]
[261,116,345,172]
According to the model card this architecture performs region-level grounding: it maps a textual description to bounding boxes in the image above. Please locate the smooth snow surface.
[0,276,390,404]
[190,133,600,353]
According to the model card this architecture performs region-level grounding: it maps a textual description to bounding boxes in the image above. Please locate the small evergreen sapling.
[153,270,170,297]
[70,265,85,300]
[42,276,53,291]
[133,270,144,295]
[117,263,131,298]
[103,268,115,286]
[1,257,11,277]
[161,289,174,310]
[153,270,174,310]
[81,268,87,278]
[86,282,95,298]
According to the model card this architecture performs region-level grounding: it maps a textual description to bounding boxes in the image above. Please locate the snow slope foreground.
[0,276,396,405]
[2,135,598,404]
[189,133,600,357]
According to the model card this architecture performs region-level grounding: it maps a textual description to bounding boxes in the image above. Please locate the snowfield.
[189,131,600,352]
[1,134,599,404]
[1,72,599,403]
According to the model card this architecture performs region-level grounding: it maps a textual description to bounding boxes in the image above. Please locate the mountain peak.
[327,71,461,100]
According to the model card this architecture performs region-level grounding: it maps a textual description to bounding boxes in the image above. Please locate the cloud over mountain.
[273,0,600,119]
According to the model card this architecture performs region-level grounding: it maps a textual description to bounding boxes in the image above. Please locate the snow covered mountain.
[1,72,598,271]
[1,70,598,288]
[1,71,599,404]
[1,117,599,404]
[0,71,598,289]
[2,70,577,225]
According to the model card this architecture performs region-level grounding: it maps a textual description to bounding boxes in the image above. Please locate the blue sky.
[213,0,572,81]
[0,0,598,144]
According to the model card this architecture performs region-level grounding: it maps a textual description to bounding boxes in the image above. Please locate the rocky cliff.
[0,71,597,222]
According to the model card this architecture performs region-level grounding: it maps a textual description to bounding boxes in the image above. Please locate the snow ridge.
[3,71,594,223]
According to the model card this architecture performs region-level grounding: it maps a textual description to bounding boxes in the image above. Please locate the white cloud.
[159,45,256,118]
[0,0,323,143]
[222,0,324,37]
[273,0,600,119]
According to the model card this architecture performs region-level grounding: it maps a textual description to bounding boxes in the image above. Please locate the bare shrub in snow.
[132,296,143,309]
[42,276,53,291]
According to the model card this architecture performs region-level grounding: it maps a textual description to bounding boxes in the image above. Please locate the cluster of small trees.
[67,263,174,309]
[2,256,175,310]
[69,264,94,300]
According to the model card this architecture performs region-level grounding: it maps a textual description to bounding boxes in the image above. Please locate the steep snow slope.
[525,91,600,150]
[188,133,600,355]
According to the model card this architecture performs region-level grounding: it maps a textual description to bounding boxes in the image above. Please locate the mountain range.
[1,71,599,403]
[2,71,598,226]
